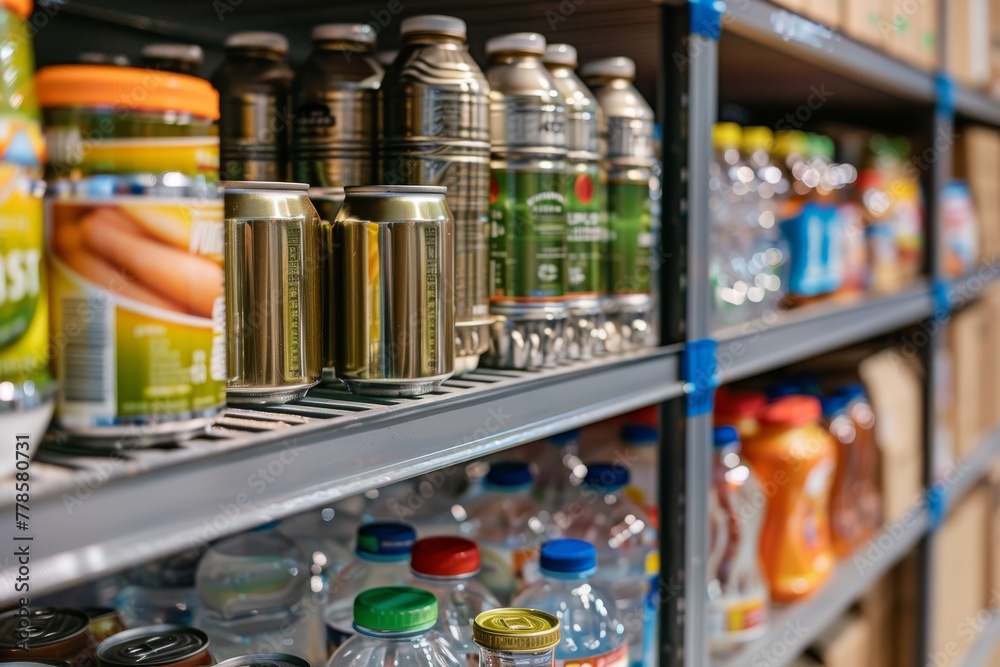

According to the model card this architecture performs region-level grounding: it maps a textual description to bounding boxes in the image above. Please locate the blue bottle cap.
[357,522,416,560]
[820,394,851,418]
[713,425,740,451]
[547,429,580,446]
[540,539,597,575]
[485,461,533,488]
[583,463,630,490]
[767,380,804,400]
[621,424,657,446]
[834,383,867,401]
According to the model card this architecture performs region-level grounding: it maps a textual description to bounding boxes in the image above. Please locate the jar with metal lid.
[472,608,560,667]
[36,64,225,445]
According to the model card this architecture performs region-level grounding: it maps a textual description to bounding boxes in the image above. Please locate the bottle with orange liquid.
[741,395,836,602]
[714,386,767,440]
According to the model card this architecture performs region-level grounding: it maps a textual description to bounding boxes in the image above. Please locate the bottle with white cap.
[210,31,293,181]
[141,43,204,76]
[292,24,382,188]
[481,32,569,371]
[542,44,606,361]
[380,15,492,377]
[579,57,655,353]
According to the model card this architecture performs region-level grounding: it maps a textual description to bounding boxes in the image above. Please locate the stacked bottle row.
[13,413,660,667]
[709,123,924,330]
[707,378,882,654]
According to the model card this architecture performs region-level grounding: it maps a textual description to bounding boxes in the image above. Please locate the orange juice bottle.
[742,395,836,602]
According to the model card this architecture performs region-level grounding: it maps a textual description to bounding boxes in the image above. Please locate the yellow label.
[48,195,225,424]
[0,162,48,384]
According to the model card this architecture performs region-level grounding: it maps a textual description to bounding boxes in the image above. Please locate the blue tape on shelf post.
[927,482,948,532]
[935,73,956,118]
[690,0,725,40]
[932,278,953,316]
[684,337,719,417]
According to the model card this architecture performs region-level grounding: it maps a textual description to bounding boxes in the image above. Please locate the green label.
[566,161,604,296]
[489,167,567,300]
[607,179,652,294]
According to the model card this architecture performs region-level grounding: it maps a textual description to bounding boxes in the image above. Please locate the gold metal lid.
[472,609,560,652]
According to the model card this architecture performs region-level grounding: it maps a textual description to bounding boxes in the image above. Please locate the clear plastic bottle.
[708,426,769,653]
[709,122,753,329]
[194,523,326,666]
[533,429,584,512]
[618,417,659,516]
[513,539,628,667]
[117,550,202,627]
[327,586,463,667]
[554,466,655,667]
[325,522,417,650]
[741,126,788,315]
[410,537,501,665]
[280,507,357,598]
[462,462,545,604]
[472,608,560,667]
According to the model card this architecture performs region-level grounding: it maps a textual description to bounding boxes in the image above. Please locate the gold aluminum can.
[308,186,345,384]
[333,185,454,396]
[223,181,322,404]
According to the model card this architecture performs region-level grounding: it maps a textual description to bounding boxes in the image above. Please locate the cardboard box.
[770,0,804,11]
[843,0,884,47]
[913,0,940,70]
[953,126,1000,268]
[947,0,991,88]
[859,555,921,667]
[810,612,871,667]
[990,460,1000,602]
[799,0,842,28]
[931,485,991,664]
[948,303,989,461]
[859,349,923,523]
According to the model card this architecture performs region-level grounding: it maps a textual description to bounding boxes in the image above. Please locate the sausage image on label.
[62,248,184,312]
[79,208,223,318]
[119,203,190,250]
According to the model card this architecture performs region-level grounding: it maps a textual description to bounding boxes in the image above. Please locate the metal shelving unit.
[959,613,1000,667]
[0,349,683,601]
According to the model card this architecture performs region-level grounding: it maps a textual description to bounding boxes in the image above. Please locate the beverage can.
[0,608,95,666]
[292,24,381,187]
[96,625,212,667]
[309,187,344,384]
[223,181,322,405]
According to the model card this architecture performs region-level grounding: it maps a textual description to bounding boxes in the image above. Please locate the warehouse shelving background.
[2,0,1000,665]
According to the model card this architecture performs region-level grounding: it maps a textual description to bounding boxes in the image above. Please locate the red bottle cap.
[411,537,480,577]
[715,387,767,419]
[624,405,658,428]
[759,395,822,427]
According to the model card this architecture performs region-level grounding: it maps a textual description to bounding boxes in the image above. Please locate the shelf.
[956,85,1000,128]
[712,507,929,667]
[943,426,1000,505]
[0,347,683,603]
[959,611,1000,667]
[715,282,933,383]
[722,0,935,104]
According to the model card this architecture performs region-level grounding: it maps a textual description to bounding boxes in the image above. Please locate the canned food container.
[37,64,225,444]
[211,32,293,182]
[0,0,54,473]
[580,57,656,352]
[543,43,605,361]
[333,185,454,397]
[381,15,492,376]
[308,186,345,385]
[224,181,322,405]
[214,654,310,667]
[0,608,96,666]
[483,33,568,370]
[96,625,212,667]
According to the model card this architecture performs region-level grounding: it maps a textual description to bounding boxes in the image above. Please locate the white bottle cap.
[312,23,376,46]
[542,43,578,67]
[401,15,467,40]
[485,32,546,57]
[579,56,636,81]
[141,43,204,64]
[225,31,288,54]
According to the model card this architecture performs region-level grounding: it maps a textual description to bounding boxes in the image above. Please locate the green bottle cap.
[353,586,438,634]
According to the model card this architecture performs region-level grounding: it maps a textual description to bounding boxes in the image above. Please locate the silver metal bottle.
[380,15,492,376]
[482,32,569,370]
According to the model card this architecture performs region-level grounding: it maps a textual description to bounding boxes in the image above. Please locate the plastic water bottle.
[708,426,769,652]
[462,462,545,603]
[280,507,357,598]
[194,523,326,666]
[410,537,501,665]
[117,550,202,627]
[513,539,628,667]
[327,586,463,667]
[619,416,659,516]
[533,429,584,512]
[554,465,655,667]
[325,522,417,650]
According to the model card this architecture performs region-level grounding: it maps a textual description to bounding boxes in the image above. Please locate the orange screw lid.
[36,65,219,120]
[759,395,822,428]
[2,0,31,20]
